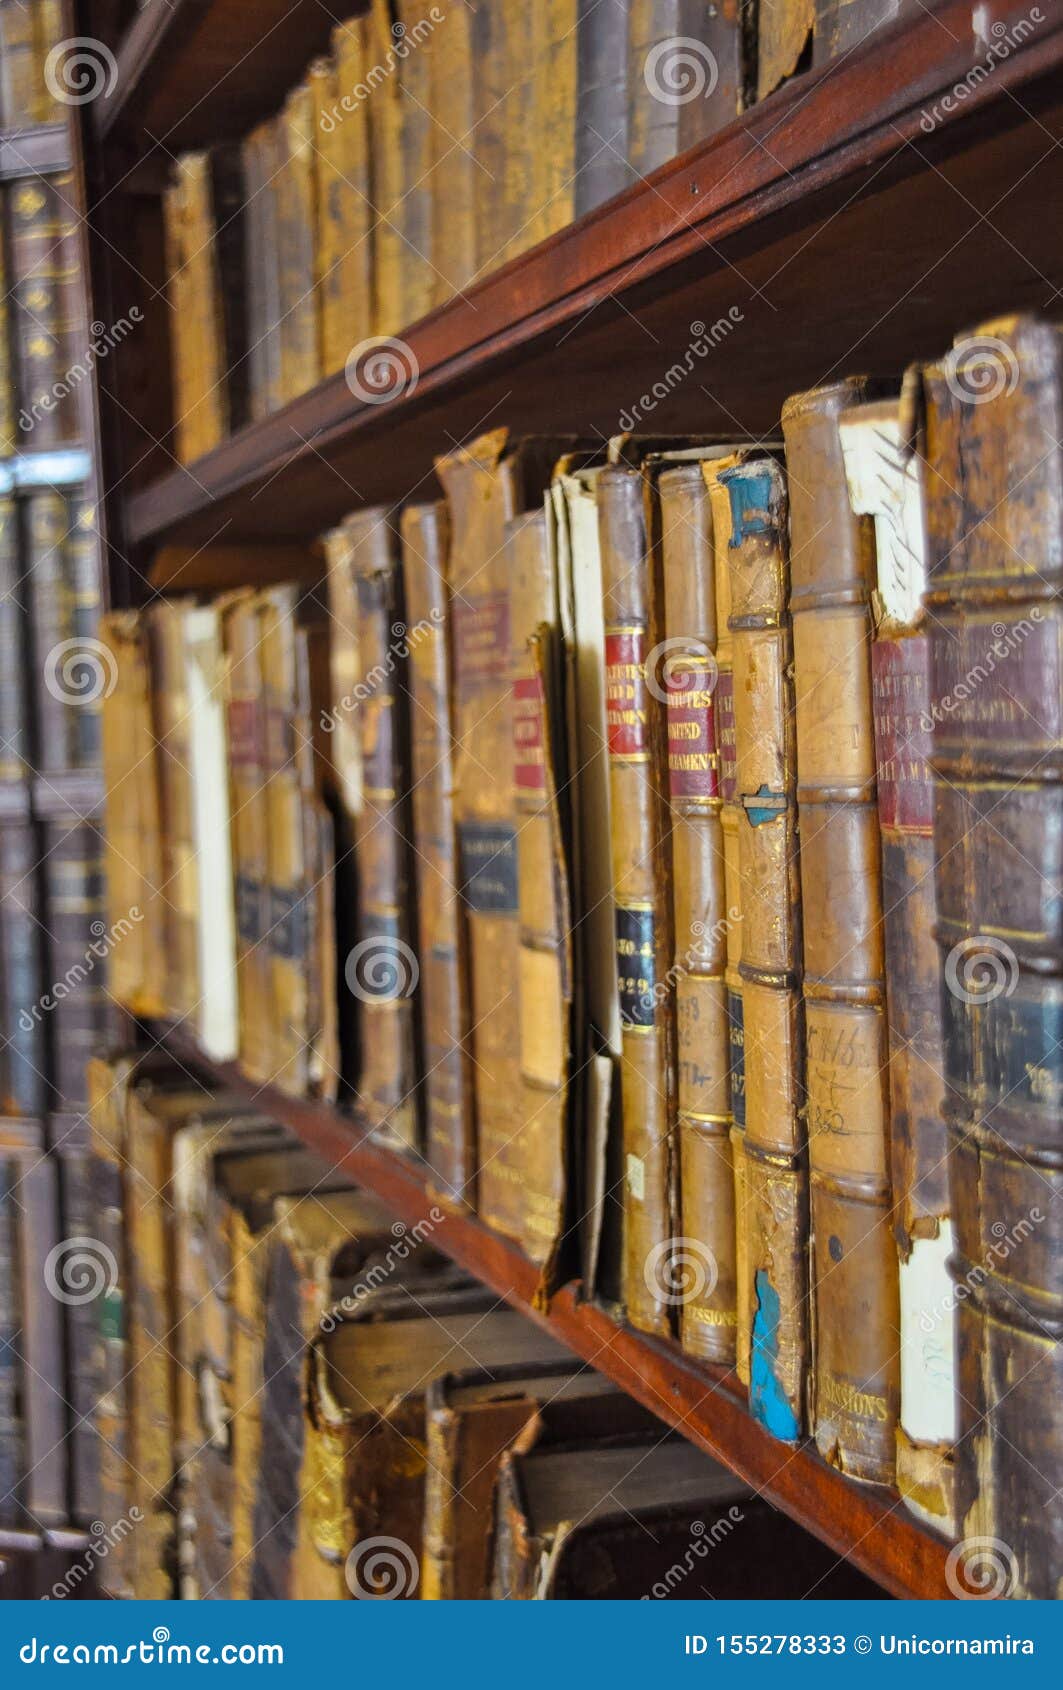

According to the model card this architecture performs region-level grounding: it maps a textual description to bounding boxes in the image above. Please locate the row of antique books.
[85,1054,886,1601]
[164,0,917,460]
[99,313,1062,1600]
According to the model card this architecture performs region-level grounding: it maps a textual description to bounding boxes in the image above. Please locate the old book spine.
[0,230,15,457]
[148,602,199,1024]
[840,392,955,1533]
[56,1129,101,1525]
[813,0,915,64]
[327,17,375,356]
[0,1158,22,1521]
[529,0,578,247]
[67,495,103,768]
[724,456,807,1439]
[0,494,27,778]
[395,0,438,321]
[367,0,405,338]
[173,154,228,459]
[209,146,250,437]
[575,0,633,216]
[429,0,476,300]
[599,462,675,1338]
[925,315,1063,1597]
[704,458,749,1383]
[242,123,283,419]
[345,509,419,1146]
[278,89,321,403]
[43,819,108,1111]
[783,377,898,1486]
[27,488,72,768]
[297,622,339,1101]
[758,0,814,100]
[9,173,64,447]
[657,464,735,1363]
[126,1090,177,1598]
[627,1,745,178]
[499,4,536,268]
[422,1390,539,1599]
[0,821,47,1115]
[401,500,474,1203]
[470,0,513,279]
[32,0,65,124]
[185,604,239,1063]
[222,593,273,1084]
[509,507,572,1269]
[0,0,36,124]
[228,1205,266,1601]
[15,1141,65,1525]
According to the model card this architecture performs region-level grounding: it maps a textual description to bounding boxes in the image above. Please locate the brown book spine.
[367,0,405,338]
[0,224,15,457]
[222,593,273,1084]
[724,456,807,1439]
[508,507,572,1269]
[32,0,65,124]
[0,0,35,124]
[169,154,230,460]
[758,0,814,100]
[422,1386,538,1599]
[316,26,374,375]
[9,174,69,447]
[628,0,748,174]
[242,123,283,419]
[925,316,1063,1596]
[0,494,26,777]
[657,464,735,1362]
[395,0,438,321]
[277,89,321,403]
[344,508,419,1147]
[401,500,475,1202]
[428,0,476,300]
[126,1087,177,1598]
[599,461,675,1338]
[783,378,899,1485]
[813,0,915,65]
[529,0,578,248]
[0,820,46,1114]
[470,0,514,279]
[43,818,108,1111]
[260,588,311,1095]
[147,603,199,1023]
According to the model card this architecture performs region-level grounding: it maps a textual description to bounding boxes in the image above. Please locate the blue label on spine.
[728,989,746,1127]
[459,823,518,914]
[616,905,657,1030]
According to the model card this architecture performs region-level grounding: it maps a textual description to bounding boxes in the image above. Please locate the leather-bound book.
[422,1364,623,1599]
[499,6,537,268]
[53,1114,100,1526]
[783,378,898,1486]
[401,500,474,1203]
[395,0,439,322]
[0,820,46,1115]
[259,586,338,1098]
[508,506,573,1270]
[26,488,102,773]
[277,88,321,404]
[0,0,35,124]
[627,1,749,179]
[434,432,567,1234]
[0,241,15,458]
[42,818,108,1111]
[529,0,578,247]
[325,511,417,1142]
[656,458,735,1361]
[147,600,199,1024]
[0,1143,20,1525]
[185,604,240,1063]
[840,387,954,1534]
[297,1283,567,1598]
[365,0,405,337]
[813,0,917,64]
[316,20,373,373]
[8,170,83,446]
[575,0,633,216]
[0,493,26,779]
[99,611,167,1016]
[758,0,812,100]
[723,455,807,1438]
[164,151,248,462]
[428,0,476,302]
[469,0,518,279]
[221,591,273,1084]
[242,121,283,419]
[925,316,1063,1598]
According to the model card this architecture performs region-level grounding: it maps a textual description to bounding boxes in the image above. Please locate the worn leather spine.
[0,0,35,124]
[925,315,1063,1598]
[367,0,405,337]
[422,1382,538,1600]
[9,171,82,447]
[783,378,899,1485]
[470,0,513,279]
[277,88,321,404]
[323,18,375,367]
[0,495,24,777]
[509,507,573,1272]
[164,155,229,462]
[0,820,45,1115]
[575,0,633,215]
[428,0,477,301]
[242,122,284,418]
[221,591,273,1084]
[147,602,199,1024]
[529,0,578,248]
[401,500,475,1202]
[840,390,955,1533]
[43,819,108,1111]
[724,455,808,1439]
[599,461,676,1338]
[627,0,746,179]
[812,0,916,64]
[343,508,419,1146]
[395,0,439,320]
[758,0,814,99]
[657,463,735,1362]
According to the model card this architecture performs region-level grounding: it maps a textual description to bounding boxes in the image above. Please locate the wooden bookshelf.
[113,0,1063,557]
[146,1018,952,1601]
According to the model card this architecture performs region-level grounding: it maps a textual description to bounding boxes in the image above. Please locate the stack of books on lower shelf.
[98,312,1063,1599]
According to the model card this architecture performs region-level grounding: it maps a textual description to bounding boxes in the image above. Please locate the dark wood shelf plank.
[121,0,1063,553]
[148,1019,952,1602]
[0,123,70,180]
[94,0,341,150]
